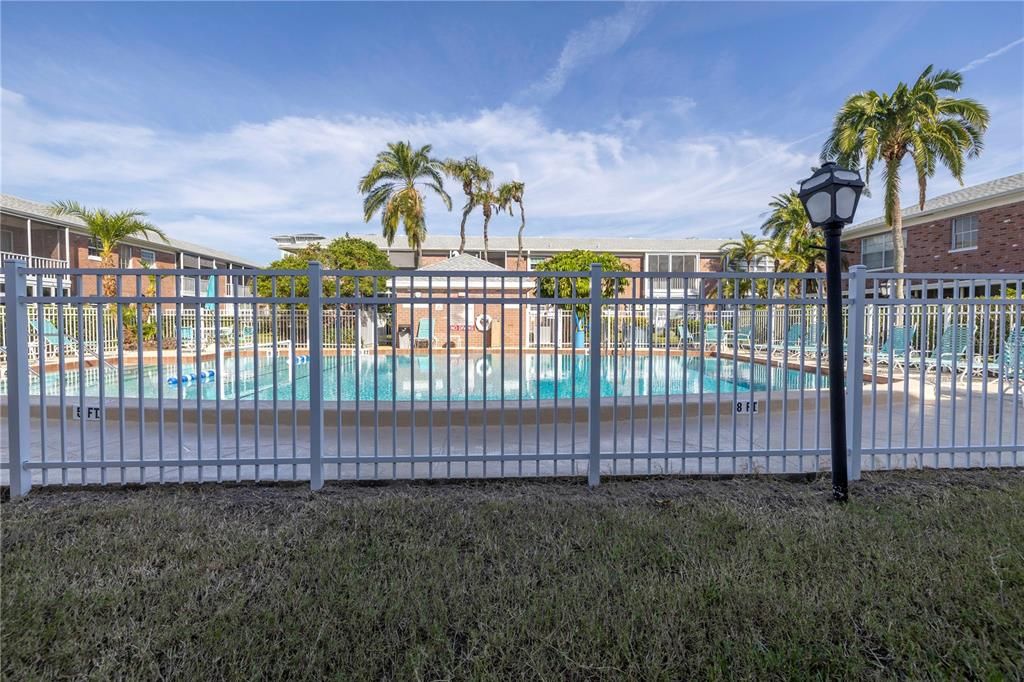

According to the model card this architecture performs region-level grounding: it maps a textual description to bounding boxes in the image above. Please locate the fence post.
[307,261,324,491]
[4,259,32,497]
[587,263,603,487]
[845,265,866,482]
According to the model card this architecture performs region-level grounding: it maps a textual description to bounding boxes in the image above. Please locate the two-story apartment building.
[840,172,1023,295]
[1,194,261,299]
[271,232,730,299]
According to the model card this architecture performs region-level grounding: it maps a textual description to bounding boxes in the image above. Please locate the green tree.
[442,156,493,254]
[822,65,989,296]
[534,250,631,330]
[255,237,394,306]
[496,180,527,263]
[50,200,168,297]
[720,232,765,273]
[760,192,810,246]
[358,141,451,266]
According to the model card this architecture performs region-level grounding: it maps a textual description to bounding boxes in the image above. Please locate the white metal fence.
[2,260,1021,496]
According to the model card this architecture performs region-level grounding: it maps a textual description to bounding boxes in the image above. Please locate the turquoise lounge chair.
[31,318,80,355]
[414,318,435,348]
[675,322,699,349]
[918,324,974,379]
[703,323,723,351]
[179,327,197,351]
[866,326,916,371]
[770,322,822,358]
[728,325,753,351]
[975,325,1023,391]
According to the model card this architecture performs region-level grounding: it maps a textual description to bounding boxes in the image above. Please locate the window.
[390,251,416,269]
[139,249,157,267]
[647,254,698,294]
[951,215,978,251]
[726,254,772,273]
[527,256,549,271]
[87,238,102,259]
[861,233,906,271]
[1,229,12,252]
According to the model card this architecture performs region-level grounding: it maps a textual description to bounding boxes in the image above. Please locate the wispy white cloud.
[959,36,1024,73]
[2,88,825,262]
[666,96,697,117]
[525,4,654,101]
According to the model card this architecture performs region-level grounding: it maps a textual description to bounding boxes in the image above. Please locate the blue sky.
[2,2,1022,263]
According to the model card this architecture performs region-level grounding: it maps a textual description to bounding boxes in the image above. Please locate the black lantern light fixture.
[798,162,865,502]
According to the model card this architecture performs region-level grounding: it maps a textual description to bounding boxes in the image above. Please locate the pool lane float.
[167,369,216,385]
[294,355,309,364]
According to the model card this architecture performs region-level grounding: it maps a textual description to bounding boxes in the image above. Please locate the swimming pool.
[16,353,827,402]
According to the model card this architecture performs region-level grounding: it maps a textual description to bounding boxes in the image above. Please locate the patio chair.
[30,318,81,356]
[918,324,974,380]
[702,323,723,351]
[730,326,753,351]
[769,322,822,358]
[974,325,1023,392]
[675,322,699,349]
[414,318,434,348]
[866,326,916,372]
[179,327,198,351]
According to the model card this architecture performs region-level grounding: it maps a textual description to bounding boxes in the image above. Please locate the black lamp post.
[797,162,865,501]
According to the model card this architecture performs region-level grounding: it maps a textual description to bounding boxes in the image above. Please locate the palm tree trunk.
[891,206,906,300]
[482,211,491,261]
[459,205,471,254]
[517,200,526,265]
[101,250,118,298]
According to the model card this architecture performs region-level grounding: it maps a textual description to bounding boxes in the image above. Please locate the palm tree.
[473,180,499,262]
[50,200,168,297]
[822,65,989,297]
[720,232,765,273]
[442,156,492,254]
[496,180,527,264]
[761,237,793,273]
[760,192,810,245]
[358,141,452,266]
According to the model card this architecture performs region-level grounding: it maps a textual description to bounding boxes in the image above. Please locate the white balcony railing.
[0,252,70,270]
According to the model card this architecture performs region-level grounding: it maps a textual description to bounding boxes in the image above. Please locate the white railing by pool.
[1,260,1021,496]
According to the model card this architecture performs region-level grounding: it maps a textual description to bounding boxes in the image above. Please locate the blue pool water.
[19,353,827,402]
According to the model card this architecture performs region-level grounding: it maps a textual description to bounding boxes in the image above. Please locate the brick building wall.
[847,199,1023,275]
[69,233,181,296]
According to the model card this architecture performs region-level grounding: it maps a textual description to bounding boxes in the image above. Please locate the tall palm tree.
[761,237,793,274]
[358,141,452,266]
[496,180,527,264]
[720,232,765,272]
[50,201,168,297]
[442,156,492,254]
[822,65,989,297]
[473,180,499,262]
[760,191,810,245]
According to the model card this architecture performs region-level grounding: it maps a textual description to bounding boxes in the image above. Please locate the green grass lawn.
[3,470,1023,680]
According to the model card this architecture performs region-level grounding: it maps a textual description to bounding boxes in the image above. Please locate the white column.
[64,226,71,265]
[26,218,33,260]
